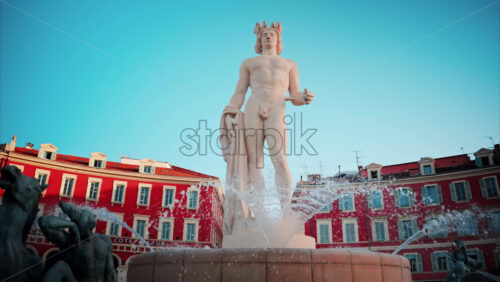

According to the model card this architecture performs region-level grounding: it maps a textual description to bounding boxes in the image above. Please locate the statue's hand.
[225,114,238,137]
[303,88,314,105]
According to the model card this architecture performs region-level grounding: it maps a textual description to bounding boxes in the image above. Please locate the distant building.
[294,145,500,281]
[0,136,223,280]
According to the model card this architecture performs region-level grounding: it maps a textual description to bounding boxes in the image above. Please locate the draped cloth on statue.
[220,105,251,234]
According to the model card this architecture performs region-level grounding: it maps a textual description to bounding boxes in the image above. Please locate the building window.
[112,181,126,204]
[366,163,382,180]
[342,219,358,243]
[137,184,152,206]
[372,219,388,241]
[466,249,484,269]
[139,164,156,174]
[368,191,383,209]
[94,160,103,168]
[426,217,448,238]
[489,211,500,233]
[89,152,107,168]
[187,187,199,209]
[431,252,451,272]
[316,219,332,244]
[60,174,76,198]
[494,249,500,269]
[480,176,499,198]
[86,178,102,201]
[338,193,354,211]
[163,186,176,207]
[394,188,414,208]
[133,216,149,238]
[404,253,422,273]
[398,218,417,240]
[37,144,58,160]
[421,184,443,205]
[450,181,472,202]
[183,219,199,242]
[423,165,432,175]
[107,214,123,237]
[370,170,378,179]
[456,214,478,236]
[34,169,50,187]
[159,219,174,240]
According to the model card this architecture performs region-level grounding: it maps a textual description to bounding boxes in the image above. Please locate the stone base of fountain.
[127,248,412,282]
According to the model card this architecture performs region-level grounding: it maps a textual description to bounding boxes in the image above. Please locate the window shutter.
[409,188,415,206]
[397,220,403,240]
[479,179,487,198]
[139,165,144,173]
[394,190,400,207]
[102,161,107,168]
[431,253,437,271]
[368,193,373,209]
[151,166,156,174]
[416,254,423,272]
[437,185,443,203]
[411,219,418,236]
[421,186,427,204]
[472,217,479,235]
[478,249,484,269]
[338,195,345,211]
[449,183,457,202]
[475,157,483,167]
[464,181,472,200]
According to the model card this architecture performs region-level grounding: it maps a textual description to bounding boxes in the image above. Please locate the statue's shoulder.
[284,57,298,67]
[241,57,258,66]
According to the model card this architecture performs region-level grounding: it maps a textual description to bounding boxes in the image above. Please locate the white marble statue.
[220,21,314,235]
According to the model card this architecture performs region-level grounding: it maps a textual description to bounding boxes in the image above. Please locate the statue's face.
[261,29,277,50]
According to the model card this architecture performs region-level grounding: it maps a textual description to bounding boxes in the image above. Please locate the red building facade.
[296,145,500,281]
[0,137,223,280]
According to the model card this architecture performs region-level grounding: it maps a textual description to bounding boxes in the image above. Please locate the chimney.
[7,135,17,151]
[25,142,34,149]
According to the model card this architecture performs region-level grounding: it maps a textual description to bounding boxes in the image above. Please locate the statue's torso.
[247,55,292,106]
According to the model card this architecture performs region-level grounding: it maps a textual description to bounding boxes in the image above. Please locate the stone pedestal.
[127,248,412,282]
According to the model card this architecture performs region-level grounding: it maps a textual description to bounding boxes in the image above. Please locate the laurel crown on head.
[254,20,282,36]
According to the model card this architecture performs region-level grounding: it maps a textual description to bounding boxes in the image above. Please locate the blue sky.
[1,0,499,184]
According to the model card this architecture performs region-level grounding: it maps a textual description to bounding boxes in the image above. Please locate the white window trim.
[371,218,389,242]
[158,217,174,240]
[34,168,50,195]
[59,173,77,198]
[139,159,156,174]
[133,215,149,239]
[369,190,384,210]
[137,183,152,207]
[37,144,58,160]
[111,181,127,205]
[89,152,107,168]
[187,186,200,210]
[403,252,422,273]
[85,177,102,202]
[342,218,359,243]
[432,251,450,272]
[366,163,382,180]
[183,218,199,242]
[481,176,500,199]
[162,186,176,208]
[106,213,124,237]
[419,157,435,175]
[316,219,332,244]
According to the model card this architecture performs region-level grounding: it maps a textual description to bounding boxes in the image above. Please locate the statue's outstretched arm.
[288,61,314,105]
[38,216,80,249]
[229,60,250,109]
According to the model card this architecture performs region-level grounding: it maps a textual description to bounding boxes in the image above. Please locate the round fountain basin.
[127,248,412,282]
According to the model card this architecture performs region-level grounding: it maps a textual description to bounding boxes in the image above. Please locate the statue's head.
[0,165,48,211]
[254,20,282,55]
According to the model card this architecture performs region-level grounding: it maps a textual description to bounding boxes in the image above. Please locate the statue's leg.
[264,114,292,209]
[244,107,266,206]
[42,261,77,282]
